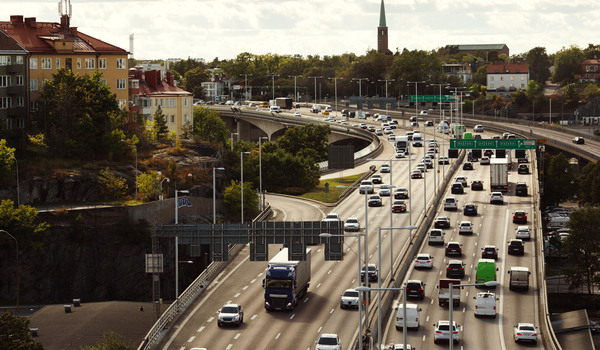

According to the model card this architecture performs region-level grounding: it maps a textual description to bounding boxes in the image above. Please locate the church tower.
[377,0,392,55]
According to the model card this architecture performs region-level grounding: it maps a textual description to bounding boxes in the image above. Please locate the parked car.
[392,200,407,213]
[471,180,484,191]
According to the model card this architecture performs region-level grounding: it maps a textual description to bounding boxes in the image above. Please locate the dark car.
[434,216,451,229]
[513,210,528,224]
[481,245,499,260]
[371,174,383,184]
[471,180,484,191]
[405,280,425,300]
[368,195,383,207]
[463,162,474,170]
[517,164,529,174]
[446,260,466,278]
[484,149,494,157]
[463,203,478,216]
[392,200,407,213]
[508,239,525,255]
[361,264,378,282]
[515,182,528,196]
[573,137,585,144]
[451,183,464,194]
[394,188,409,199]
[445,242,462,257]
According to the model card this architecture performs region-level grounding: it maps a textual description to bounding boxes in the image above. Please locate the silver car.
[340,289,360,309]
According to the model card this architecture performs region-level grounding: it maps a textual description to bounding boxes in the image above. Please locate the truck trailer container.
[263,248,311,311]
[490,158,509,192]
[438,279,461,307]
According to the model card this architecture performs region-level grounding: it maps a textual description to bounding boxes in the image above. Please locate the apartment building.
[577,59,600,83]
[0,30,27,144]
[486,64,530,97]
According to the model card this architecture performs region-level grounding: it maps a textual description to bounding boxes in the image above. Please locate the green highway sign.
[409,95,456,102]
[450,138,537,150]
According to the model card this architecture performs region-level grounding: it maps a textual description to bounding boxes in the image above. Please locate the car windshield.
[221,306,238,313]
[347,219,358,223]
[343,291,359,298]
[318,337,338,345]
[264,278,293,289]
[520,325,535,331]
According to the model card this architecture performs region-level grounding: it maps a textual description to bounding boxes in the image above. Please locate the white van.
[395,303,422,330]
[270,105,282,113]
[474,291,497,318]
[412,133,423,147]
[508,266,530,290]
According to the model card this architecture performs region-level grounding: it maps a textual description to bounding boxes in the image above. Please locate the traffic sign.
[536,138,547,143]
[449,138,537,150]
[409,95,456,102]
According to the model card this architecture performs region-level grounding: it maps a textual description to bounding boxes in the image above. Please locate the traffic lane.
[266,194,326,221]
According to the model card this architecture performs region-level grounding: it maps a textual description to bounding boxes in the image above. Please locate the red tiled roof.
[487,64,529,74]
[582,59,600,65]
[0,15,127,55]
[139,79,192,97]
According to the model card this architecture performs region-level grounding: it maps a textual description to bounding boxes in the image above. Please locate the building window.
[99,58,106,69]
[30,100,39,111]
[85,58,95,69]
[184,114,189,122]
[160,99,163,107]
[77,58,81,69]
[500,76,504,81]
[170,98,175,107]
[56,58,61,69]
[0,76,10,87]
[116,58,126,69]
[30,79,38,91]
[155,99,158,107]
[184,98,188,107]
[170,115,175,123]
[521,83,526,88]
[510,76,514,81]
[42,79,50,88]
[16,118,24,129]
[521,76,525,81]
[29,58,37,69]
[490,76,494,81]
[15,56,23,65]
[117,78,126,89]
[16,97,24,106]
[0,97,10,109]
[0,56,10,66]
[490,83,495,88]
[118,99,127,109]
[41,58,51,69]
[102,79,107,85]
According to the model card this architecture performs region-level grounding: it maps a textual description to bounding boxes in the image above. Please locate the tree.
[472,65,488,85]
[552,45,585,84]
[0,139,16,185]
[525,47,551,84]
[80,331,134,350]
[192,107,229,144]
[183,67,209,94]
[137,171,161,202]
[563,206,600,296]
[152,106,169,142]
[544,153,578,205]
[577,160,600,206]
[0,311,44,350]
[223,180,259,222]
[98,167,128,201]
[276,124,330,162]
[0,200,49,248]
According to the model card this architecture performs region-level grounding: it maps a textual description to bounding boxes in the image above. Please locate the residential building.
[443,63,473,84]
[0,30,27,144]
[201,68,226,102]
[486,63,529,97]
[129,66,193,136]
[576,59,600,83]
[449,44,510,59]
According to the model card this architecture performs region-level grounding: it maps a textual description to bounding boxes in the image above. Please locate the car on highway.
[394,188,409,199]
[384,128,393,135]
[416,163,426,173]
[379,184,392,196]
[439,156,450,165]
[434,217,451,229]
[411,170,423,179]
[293,111,301,117]
[490,192,504,204]
[516,226,531,240]
[339,289,360,309]
[361,264,378,282]
[367,126,376,132]
[426,120,434,127]
[390,343,415,350]
[484,149,494,157]
[445,242,463,256]
[474,292,497,318]
[463,203,478,216]
[474,125,484,132]
[344,217,360,232]
[359,123,367,129]
[508,239,525,255]
[395,150,405,158]
[315,333,342,350]
[406,131,414,140]
[451,183,464,194]
[515,182,528,196]
[446,260,466,278]
[573,136,585,144]
[513,210,528,223]
[443,197,458,210]
[322,213,341,222]
[481,245,499,260]
[371,174,383,184]
[455,176,468,187]
[405,280,426,300]
[422,158,433,169]
[471,180,484,191]
[433,320,460,344]
[380,164,391,173]
[428,229,445,245]
[392,200,407,213]
[480,156,490,165]
[514,323,537,343]
[462,162,473,170]
[517,164,530,174]
[368,195,383,207]
[217,304,244,327]
[414,253,434,269]
[375,129,383,136]
[419,110,428,115]
[458,221,474,235]
[387,134,396,141]
[359,180,374,194]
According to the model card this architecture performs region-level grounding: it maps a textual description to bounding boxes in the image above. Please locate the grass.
[300,173,365,203]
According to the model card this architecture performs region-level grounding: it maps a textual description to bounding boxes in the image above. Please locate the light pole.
[133,145,137,203]
[351,78,369,98]
[289,75,302,103]
[549,98,552,125]
[230,132,239,152]
[159,176,170,200]
[213,167,225,224]
[268,73,277,101]
[320,232,365,350]
[407,81,426,116]
[429,83,449,118]
[174,186,189,301]
[379,79,395,115]
[328,77,343,117]
[239,73,252,101]
[240,151,251,223]
[259,136,268,210]
[8,153,19,206]
[308,76,323,103]
[1,229,19,316]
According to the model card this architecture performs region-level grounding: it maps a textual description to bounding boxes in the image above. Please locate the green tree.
[152,106,169,142]
[183,67,209,94]
[277,124,330,162]
[583,43,600,60]
[25,133,48,157]
[577,160,600,206]
[544,153,578,205]
[472,65,488,86]
[80,331,134,350]
[552,45,585,84]
[582,83,600,100]
[192,107,229,144]
[0,139,16,185]
[563,206,600,295]
[223,180,259,222]
[525,47,551,84]
[137,171,161,202]
[260,148,320,193]
[98,167,128,201]
[0,200,49,247]
[0,311,44,350]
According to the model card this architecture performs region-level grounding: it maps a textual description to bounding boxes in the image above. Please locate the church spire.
[377,0,391,54]
[379,0,387,28]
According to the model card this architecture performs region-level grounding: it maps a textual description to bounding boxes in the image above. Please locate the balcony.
[7,85,25,95]
[7,106,26,118]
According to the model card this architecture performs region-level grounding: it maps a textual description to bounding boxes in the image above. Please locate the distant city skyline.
[3,1,599,61]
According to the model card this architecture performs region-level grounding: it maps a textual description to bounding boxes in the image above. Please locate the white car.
[322,213,341,222]
[490,192,504,204]
[474,292,497,317]
[433,320,459,344]
[390,344,414,350]
[419,110,428,115]
[514,323,537,343]
[473,125,484,132]
[217,304,243,327]
[359,180,374,194]
[340,289,360,309]
[380,164,391,173]
[379,184,392,196]
[344,217,360,232]
[458,221,473,235]
[428,229,445,245]
[315,333,342,350]
[516,226,531,240]
[395,150,405,158]
[388,134,396,142]
[443,197,458,211]
[293,111,301,117]
[383,128,393,135]
[414,253,434,269]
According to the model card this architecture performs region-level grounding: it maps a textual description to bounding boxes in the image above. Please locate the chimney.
[10,16,24,24]
[166,72,174,86]
[24,17,37,28]
[145,70,159,89]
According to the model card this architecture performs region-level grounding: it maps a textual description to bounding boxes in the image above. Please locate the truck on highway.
[396,136,409,153]
[437,279,461,307]
[490,157,509,192]
[508,266,531,290]
[274,97,293,109]
[263,248,311,311]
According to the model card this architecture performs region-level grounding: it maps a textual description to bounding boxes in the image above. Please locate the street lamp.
[239,73,252,101]
[0,229,19,316]
[240,151,251,223]
[159,176,170,200]
[320,232,365,350]
[259,136,268,210]
[308,76,323,103]
[379,79,395,115]
[328,77,343,117]
[429,83,449,118]
[289,75,302,103]
[213,167,225,224]
[268,73,277,101]
[407,81,426,116]
[230,132,239,152]
[351,78,369,98]
[7,153,19,206]
[174,186,190,301]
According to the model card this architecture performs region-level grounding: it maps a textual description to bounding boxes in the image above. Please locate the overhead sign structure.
[409,95,456,102]
[450,138,537,150]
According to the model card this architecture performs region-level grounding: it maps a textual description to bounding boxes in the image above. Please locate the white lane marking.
[197,326,204,333]
[426,316,430,322]
[423,335,426,342]
[317,283,321,288]
[234,333,241,339]
[207,316,214,323]
[462,307,466,312]
[179,347,185,350]
[328,270,332,275]
[318,326,323,333]
[242,285,248,291]
[187,336,195,342]
[276,333,281,339]
[251,278,256,283]
[330,308,335,314]
[498,209,509,350]
[290,314,295,320]
[304,297,309,303]
[234,293,240,298]
[226,344,233,350]
[251,314,257,320]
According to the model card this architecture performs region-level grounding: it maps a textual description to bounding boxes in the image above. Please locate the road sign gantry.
[450,138,537,150]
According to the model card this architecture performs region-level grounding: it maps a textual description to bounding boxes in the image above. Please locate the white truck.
[437,279,461,307]
[508,266,531,290]
[396,136,409,154]
[490,158,509,192]
[263,248,311,311]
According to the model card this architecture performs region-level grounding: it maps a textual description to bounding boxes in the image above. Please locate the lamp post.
[407,81,426,116]
[239,73,252,101]
[174,186,190,301]
[240,151,251,223]
[259,137,268,210]
[0,229,19,316]
[8,153,19,206]
[352,78,369,98]
[379,79,395,115]
[213,167,225,224]
[429,83,449,118]
[320,232,365,350]
[268,73,277,101]
[549,98,552,125]
[328,77,343,117]
[289,75,302,103]
[159,176,170,200]
[308,76,323,103]
[230,132,239,152]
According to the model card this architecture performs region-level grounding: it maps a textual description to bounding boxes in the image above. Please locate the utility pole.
[308,76,323,104]
[239,73,252,101]
[289,75,302,103]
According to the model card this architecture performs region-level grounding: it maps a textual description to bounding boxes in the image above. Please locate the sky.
[3,0,600,61]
